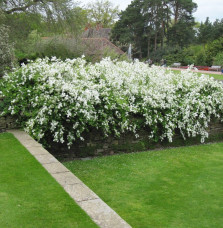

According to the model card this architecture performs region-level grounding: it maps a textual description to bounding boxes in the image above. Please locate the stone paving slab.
[8,129,132,228]
[51,172,82,186]
[79,199,131,228]
[64,183,99,202]
[42,162,70,174]
[19,139,42,148]
[34,154,58,164]
[26,146,49,156]
[7,129,33,140]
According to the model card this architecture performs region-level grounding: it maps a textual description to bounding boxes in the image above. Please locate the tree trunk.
[174,0,179,24]
[154,32,157,52]
[139,46,142,59]
[161,21,165,48]
[147,36,151,57]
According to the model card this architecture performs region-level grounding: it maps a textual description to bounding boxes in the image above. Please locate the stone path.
[7,129,131,228]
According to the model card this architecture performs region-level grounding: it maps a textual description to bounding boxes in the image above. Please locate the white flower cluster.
[1,57,223,147]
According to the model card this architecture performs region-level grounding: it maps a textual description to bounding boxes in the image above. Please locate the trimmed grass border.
[170,69,223,80]
[196,72,223,80]
[64,142,223,228]
[0,132,98,228]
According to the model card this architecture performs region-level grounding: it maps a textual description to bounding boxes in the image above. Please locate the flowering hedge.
[1,57,223,147]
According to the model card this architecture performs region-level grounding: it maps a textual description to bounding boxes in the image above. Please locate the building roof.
[82,26,111,40]
[40,34,124,57]
[82,38,124,56]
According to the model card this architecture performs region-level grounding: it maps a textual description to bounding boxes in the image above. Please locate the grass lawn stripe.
[64,143,223,228]
[170,69,223,80]
[196,72,223,80]
[0,132,98,228]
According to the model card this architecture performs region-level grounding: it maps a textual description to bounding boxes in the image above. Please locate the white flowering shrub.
[1,57,223,147]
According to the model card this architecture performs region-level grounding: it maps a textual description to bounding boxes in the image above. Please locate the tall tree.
[112,0,172,57]
[111,0,145,58]
[167,0,197,47]
[111,0,198,58]
[212,19,223,40]
[170,0,197,24]
[1,0,74,15]
[86,0,119,27]
[142,0,171,54]
[197,17,213,47]
[0,0,89,63]
[0,0,86,34]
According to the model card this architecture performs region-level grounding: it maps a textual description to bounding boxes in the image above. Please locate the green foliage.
[160,46,187,66]
[17,30,42,61]
[86,0,119,27]
[111,0,145,58]
[206,37,223,65]
[194,52,207,65]
[162,44,209,66]
[1,1,88,65]
[23,36,127,63]
[35,36,84,60]
[67,7,89,35]
[112,0,197,59]
[0,25,15,76]
[0,9,5,25]
[198,18,223,45]
[4,12,44,45]
[212,19,223,39]
[181,45,207,65]
[164,38,223,67]
[197,17,213,45]
[213,52,223,67]
[167,19,196,48]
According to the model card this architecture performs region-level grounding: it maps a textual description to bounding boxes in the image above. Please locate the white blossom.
[1,57,223,147]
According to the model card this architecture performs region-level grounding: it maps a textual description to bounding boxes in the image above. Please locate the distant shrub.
[36,36,84,60]
[206,37,223,65]
[194,52,207,66]
[213,52,223,67]
[163,45,208,66]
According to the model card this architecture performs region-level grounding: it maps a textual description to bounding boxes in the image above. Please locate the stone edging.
[7,129,131,228]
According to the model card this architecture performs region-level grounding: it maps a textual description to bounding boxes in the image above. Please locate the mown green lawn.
[0,133,98,228]
[170,69,223,80]
[64,143,223,228]
[196,72,223,80]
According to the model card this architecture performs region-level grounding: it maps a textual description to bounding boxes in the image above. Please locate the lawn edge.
[6,129,131,228]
